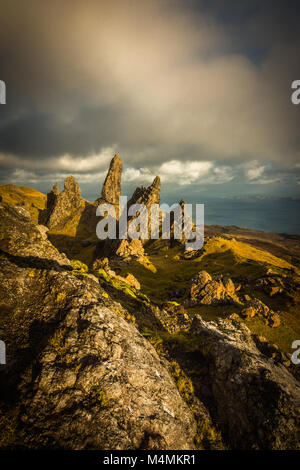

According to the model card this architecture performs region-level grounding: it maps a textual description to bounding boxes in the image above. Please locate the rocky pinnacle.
[101,154,122,205]
[128,175,161,208]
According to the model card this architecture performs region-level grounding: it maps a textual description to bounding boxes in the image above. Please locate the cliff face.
[0,203,196,450]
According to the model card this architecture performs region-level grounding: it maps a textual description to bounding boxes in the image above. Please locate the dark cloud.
[0,0,299,197]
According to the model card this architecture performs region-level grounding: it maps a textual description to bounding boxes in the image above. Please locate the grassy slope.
[194,237,293,271]
[0,184,46,223]
[114,237,294,301]
[112,237,300,353]
[0,184,98,265]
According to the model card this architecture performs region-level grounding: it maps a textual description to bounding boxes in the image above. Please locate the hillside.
[0,155,299,450]
[0,184,46,224]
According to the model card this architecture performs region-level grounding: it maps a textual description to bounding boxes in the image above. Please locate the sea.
[87,188,300,236]
[199,197,300,235]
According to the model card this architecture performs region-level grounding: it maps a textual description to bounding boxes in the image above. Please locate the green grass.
[194,237,293,271]
[0,184,46,223]
[112,238,300,355]
[244,309,300,354]
[187,305,239,321]
[112,245,204,302]
[112,238,293,304]
[94,268,150,305]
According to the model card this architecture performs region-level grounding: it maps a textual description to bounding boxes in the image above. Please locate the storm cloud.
[0,0,299,198]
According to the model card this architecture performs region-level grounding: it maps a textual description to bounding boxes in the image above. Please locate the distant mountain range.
[221,195,300,201]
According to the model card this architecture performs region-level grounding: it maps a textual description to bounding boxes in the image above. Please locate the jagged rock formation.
[190,315,300,450]
[0,203,70,267]
[127,176,161,241]
[188,271,281,327]
[128,176,161,208]
[46,183,60,220]
[189,271,241,306]
[98,154,122,205]
[95,175,161,263]
[0,203,196,449]
[167,198,194,246]
[241,298,281,327]
[46,176,84,231]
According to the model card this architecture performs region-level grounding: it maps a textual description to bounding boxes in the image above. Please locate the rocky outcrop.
[95,238,146,265]
[92,257,141,290]
[241,298,281,327]
[255,270,299,301]
[0,203,196,449]
[188,271,281,327]
[94,175,160,263]
[159,303,191,333]
[46,176,84,231]
[189,271,241,306]
[0,203,70,268]
[128,176,161,208]
[99,154,122,206]
[115,239,145,261]
[191,315,300,450]
[124,273,141,290]
[126,176,161,243]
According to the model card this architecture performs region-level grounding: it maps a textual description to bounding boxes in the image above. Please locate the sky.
[0,0,299,202]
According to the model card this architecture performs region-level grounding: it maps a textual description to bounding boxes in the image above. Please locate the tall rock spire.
[100,154,122,205]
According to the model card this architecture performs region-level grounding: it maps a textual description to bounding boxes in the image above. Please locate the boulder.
[189,271,240,306]
[115,239,145,260]
[241,298,281,327]
[125,273,141,290]
[190,315,300,449]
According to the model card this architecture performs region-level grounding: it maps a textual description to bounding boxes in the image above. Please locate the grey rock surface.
[0,203,196,449]
[191,315,300,450]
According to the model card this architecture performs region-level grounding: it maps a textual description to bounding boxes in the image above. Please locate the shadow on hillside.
[47,233,97,266]
[75,201,99,240]
[0,249,73,272]
[44,201,98,265]
[38,208,48,225]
